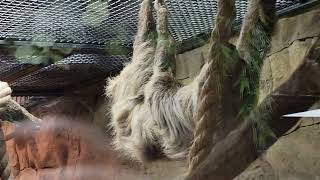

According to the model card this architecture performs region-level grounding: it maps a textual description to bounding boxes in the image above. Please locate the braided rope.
[0,126,11,180]
[0,100,41,180]
[186,0,236,178]
[185,0,276,178]
[0,99,42,179]
[4,100,42,123]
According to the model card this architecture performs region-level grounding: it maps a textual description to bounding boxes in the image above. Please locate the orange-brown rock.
[0,98,138,180]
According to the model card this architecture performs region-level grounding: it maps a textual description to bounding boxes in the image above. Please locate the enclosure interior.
[0,0,318,105]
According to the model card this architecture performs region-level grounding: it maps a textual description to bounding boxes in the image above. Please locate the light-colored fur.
[106,0,211,162]
[0,81,12,112]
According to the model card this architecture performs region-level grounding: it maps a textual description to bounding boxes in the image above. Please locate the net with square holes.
[0,0,318,96]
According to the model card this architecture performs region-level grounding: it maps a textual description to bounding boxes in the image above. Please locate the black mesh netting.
[0,0,317,95]
[0,0,312,45]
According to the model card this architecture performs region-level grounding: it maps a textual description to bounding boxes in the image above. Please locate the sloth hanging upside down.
[106,0,198,161]
[2,0,320,179]
[106,0,276,163]
[0,0,277,175]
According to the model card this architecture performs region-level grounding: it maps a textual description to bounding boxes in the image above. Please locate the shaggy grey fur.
[106,0,214,162]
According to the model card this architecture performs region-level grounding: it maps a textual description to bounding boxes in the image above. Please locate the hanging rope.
[186,0,236,178]
[2,100,42,123]
[0,124,12,180]
[0,99,42,179]
[185,0,277,179]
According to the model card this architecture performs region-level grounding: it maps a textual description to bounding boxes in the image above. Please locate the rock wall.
[235,108,320,180]
[175,6,320,180]
[175,7,320,89]
[177,5,320,180]
[177,6,320,180]
[1,97,187,180]
[1,98,121,180]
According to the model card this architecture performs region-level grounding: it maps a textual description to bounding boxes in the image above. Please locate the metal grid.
[10,54,129,92]
[0,0,316,47]
[0,55,36,80]
[0,57,21,79]
[0,0,318,95]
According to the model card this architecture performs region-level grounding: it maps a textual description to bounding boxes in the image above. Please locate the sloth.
[106,0,203,161]
[106,0,207,162]
[107,0,234,162]
[106,0,276,164]
[0,0,275,168]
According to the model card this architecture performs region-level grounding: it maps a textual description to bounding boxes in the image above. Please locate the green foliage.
[105,43,130,55]
[14,45,72,65]
[238,23,267,111]
[239,78,250,96]
[15,46,50,65]
[249,96,277,150]
[237,21,277,150]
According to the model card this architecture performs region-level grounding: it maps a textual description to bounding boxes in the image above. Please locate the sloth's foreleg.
[106,0,157,162]
[107,0,156,100]
[144,0,194,160]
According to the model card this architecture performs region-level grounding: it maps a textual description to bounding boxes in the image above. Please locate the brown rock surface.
[1,98,186,180]
[1,99,120,180]
[235,117,320,180]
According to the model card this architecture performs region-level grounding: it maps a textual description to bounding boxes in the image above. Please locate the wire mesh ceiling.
[0,0,315,47]
[0,0,318,95]
[0,53,129,94]
[10,54,128,91]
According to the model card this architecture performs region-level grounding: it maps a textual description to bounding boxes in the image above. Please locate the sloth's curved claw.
[154,0,164,11]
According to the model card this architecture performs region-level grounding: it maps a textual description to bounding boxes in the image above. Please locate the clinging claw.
[141,0,152,5]
[154,0,164,11]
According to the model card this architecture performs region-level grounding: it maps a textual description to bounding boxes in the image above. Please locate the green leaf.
[239,77,250,94]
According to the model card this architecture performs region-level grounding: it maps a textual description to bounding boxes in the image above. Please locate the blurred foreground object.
[283,109,320,117]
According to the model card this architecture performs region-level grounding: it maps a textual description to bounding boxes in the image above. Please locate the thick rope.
[0,125,12,180]
[186,0,236,178]
[0,99,41,179]
[1,100,42,123]
[186,0,276,178]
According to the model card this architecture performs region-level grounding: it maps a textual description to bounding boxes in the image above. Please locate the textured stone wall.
[175,6,320,180]
[175,7,320,89]
[234,7,320,180]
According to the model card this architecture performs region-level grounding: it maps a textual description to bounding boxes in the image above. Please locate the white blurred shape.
[283,109,320,118]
